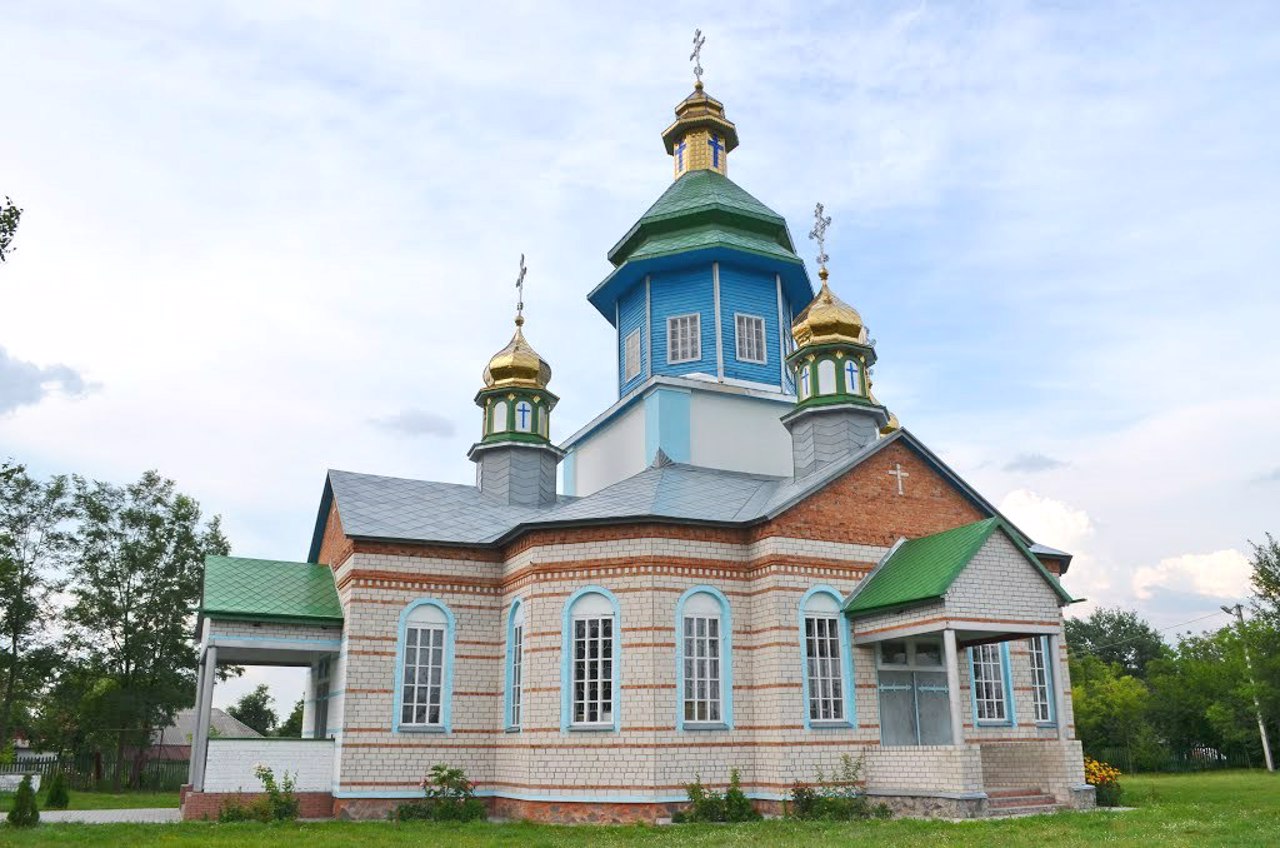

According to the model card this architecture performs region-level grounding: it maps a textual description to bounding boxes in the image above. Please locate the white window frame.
[1028,637,1054,724]
[970,643,1009,724]
[667,313,701,364]
[681,597,724,726]
[802,592,846,725]
[508,603,525,729]
[401,620,447,728]
[570,593,616,728]
[624,329,641,381]
[734,313,767,364]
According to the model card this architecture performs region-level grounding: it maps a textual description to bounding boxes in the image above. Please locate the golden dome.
[482,317,552,389]
[792,269,867,346]
[880,410,901,435]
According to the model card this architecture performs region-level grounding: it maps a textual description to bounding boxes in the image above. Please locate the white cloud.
[1132,549,1253,603]
[998,488,1094,553]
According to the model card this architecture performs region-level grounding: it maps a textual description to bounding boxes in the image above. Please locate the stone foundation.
[180,790,334,820]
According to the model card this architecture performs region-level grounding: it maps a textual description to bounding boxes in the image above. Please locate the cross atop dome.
[663,29,739,180]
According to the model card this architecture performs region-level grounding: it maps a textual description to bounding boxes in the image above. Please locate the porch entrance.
[876,637,953,746]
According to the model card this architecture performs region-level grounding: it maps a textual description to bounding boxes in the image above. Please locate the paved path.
[38,808,181,824]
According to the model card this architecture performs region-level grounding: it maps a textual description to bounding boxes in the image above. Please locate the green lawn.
[0,789,179,812]
[1,771,1277,846]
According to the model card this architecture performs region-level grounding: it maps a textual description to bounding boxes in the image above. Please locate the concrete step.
[985,803,1063,818]
[987,787,1044,799]
[989,794,1058,809]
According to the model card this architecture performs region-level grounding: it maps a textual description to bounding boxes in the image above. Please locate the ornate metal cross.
[691,29,706,84]
[515,253,527,322]
[809,202,832,270]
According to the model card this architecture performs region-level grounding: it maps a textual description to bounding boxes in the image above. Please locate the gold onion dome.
[791,269,867,346]
[482,317,552,389]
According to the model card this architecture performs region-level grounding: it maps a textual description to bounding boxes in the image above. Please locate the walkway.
[38,808,181,824]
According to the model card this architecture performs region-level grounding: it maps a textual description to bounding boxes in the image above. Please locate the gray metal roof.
[312,429,1067,571]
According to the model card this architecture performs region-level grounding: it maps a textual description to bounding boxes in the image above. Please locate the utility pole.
[1221,603,1275,772]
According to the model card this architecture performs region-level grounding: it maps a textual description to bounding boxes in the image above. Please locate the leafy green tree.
[228,684,277,736]
[0,464,73,749]
[276,697,304,737]
[1250,534,1280,619]
[1066,607,1169,679]
[1070,654,1152,751]
[65,470,229,789]
[0,196,20,263]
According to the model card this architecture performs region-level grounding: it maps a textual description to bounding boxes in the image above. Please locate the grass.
[0,771,1276,846]
[0,789,179,812]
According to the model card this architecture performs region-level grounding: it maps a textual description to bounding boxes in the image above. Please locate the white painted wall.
[204,739,334,792]
[568,402,647,496]
[690,390,793,478]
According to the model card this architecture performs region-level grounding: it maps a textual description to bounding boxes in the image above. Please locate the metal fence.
[1091,745,1259,773]
[0,754,189,791]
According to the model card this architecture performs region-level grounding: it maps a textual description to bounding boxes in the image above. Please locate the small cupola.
[781,204,896,478]
[468,256,564,506]
[661,30,739,180]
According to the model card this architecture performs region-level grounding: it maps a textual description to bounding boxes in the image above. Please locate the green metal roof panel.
[202,556,343,623]
[845,518,1076,617]
[846,519,999,616]
[607,170,796,266]
[626,223,805,264]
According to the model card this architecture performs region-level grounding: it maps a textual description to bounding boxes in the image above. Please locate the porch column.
[1049,632,1069,740]
[189,644,218,791]
[943,628,965,746]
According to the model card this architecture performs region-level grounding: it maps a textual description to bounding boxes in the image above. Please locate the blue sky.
[3,1,1278,712]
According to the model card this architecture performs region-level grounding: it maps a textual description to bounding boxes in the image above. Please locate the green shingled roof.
[201,556,343,624]
[844,518,1074,618]
[626,222,804,265]
[606,170,796,266]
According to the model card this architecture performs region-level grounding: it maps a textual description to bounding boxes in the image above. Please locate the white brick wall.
[204,739,335,792]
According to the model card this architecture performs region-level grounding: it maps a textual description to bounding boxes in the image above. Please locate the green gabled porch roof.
[843,518,1075,618]
[201,556,343,625]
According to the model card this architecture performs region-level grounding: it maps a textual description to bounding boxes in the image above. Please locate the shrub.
[673,770,760,823]
[45,771,71,810]
[722,770,761,822]
[395,764,486,822]
[1084,756,1124,807]
[216,764,299,823]
[6,774,40,827]
[787,754,889,821]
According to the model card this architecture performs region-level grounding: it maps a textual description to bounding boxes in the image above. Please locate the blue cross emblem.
[707,134,724,168]
[844,360,859,394]
[516,401,532,430]
[675,140,687,171]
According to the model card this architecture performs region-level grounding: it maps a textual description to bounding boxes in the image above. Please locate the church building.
[181,53,1094,822]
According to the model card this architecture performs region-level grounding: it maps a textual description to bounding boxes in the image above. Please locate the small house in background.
[150,708,260,761]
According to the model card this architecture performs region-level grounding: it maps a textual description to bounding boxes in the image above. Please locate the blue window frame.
[505,598,526,731]
[675,586,734,730]
[392,598,456,733]
[561,587,621,732]
[967,642,1015,727]
[798,586,855,729]
[1028,636,1056,725]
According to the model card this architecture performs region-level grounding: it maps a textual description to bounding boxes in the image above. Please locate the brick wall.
[203,739,335,792]
[182,790,333,820]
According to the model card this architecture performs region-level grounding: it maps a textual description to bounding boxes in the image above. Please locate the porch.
[183,556,345,820]
[843,518,1092,813]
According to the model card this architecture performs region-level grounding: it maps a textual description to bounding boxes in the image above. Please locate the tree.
[0,196,20,263]
[64,470,229,789]
[1065,607,1169,679]
[276,697,304,737]
[228,684,277,736]
[1250,533,1280,619]
[0,464,73,749]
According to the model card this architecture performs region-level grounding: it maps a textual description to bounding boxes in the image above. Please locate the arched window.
[394,599,455,732]
[676,587,733,730]
[843,359,862,395]
[561,587,621,731]
[798,365,812,399]
[799,586,854,728]
[538,406,549,437]
[514,400,533,432]
[505,599,526,730]
[817,359,837,394]
[490,400,508,433]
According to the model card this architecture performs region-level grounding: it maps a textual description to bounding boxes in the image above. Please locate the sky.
[3,1,1279,717]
